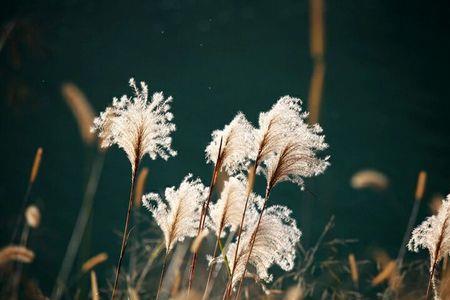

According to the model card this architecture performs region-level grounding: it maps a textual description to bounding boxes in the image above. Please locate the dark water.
[1,0,449,296]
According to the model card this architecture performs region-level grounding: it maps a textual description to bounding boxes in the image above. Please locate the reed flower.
[143,174,208,252]
[226,205,301,288]
[262,132,329,193]
[91,78,176,171]
[205,112,255,174]
[252,96,308,166]
[408,194,450,298]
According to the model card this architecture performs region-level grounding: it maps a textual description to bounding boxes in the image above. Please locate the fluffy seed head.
[205,112,255,174]
[143,174,207,252]
[91,78,176,171]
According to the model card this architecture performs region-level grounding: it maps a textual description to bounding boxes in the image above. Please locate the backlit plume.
[226,205,301,288]
[253,96,307,166]
[408,195,450,299]
[205,112,255,174]
[91,78,176,171]
[257,99,329,192]
[143,174,207,252]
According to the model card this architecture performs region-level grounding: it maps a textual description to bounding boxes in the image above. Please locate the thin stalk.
[11,147,43,244]
[187,139,223,295]
[51,154,104,300]
[11,224,31,300]
[234,189,270,300]
[111,159,140,300]
[156,253,169,300]
[426,216,449,299]
[396,198,421,269]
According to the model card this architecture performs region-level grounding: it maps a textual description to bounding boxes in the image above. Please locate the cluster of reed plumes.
[2,78,450,300]
[87,78,329,300]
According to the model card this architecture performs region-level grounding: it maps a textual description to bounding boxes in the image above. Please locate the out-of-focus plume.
[29,147,43,184]
[61,83,96,145]
[0,246,35,265]
[348,253,359,288]
[350,169,389,191]
[25,205,40,229]
[81,252,108,273]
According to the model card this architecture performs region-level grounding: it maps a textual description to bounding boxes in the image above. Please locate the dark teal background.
[1,0,449,295]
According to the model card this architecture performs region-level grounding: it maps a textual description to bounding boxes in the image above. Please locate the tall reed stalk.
[111,157,140,300]
[11,147,43,243]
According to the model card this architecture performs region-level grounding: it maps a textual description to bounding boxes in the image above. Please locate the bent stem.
[51,154,104,300]
[111,159,140,300]
[156,253,169,300]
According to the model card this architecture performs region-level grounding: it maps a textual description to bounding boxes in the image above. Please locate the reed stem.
[156,253,169,300]
[203,230,222,300]
[187,139,223,296]
[111,159,140,300]
[51,154,104,300]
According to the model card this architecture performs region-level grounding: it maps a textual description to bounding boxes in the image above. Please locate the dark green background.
[1,0,449,295]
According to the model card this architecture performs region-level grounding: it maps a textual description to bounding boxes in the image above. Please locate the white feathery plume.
[205,112,255,174]
[253,96,308,166]
[91,78,176,171]
[262,127,330,193]
[143,174,208,252]
[226,205,301,289]
[408,194,450,299]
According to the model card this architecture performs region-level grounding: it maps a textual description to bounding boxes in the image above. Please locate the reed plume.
[225,205,301,289]
[0,246,34,266]
[143,174,207,299]
[228,97,329,298]
[203,176,248,297]
[91,78,176,299]
[205,112,255,175]
[350,169,389,191]
[188,112,254,293]
[348,253,359,289]
[408,194,450,299]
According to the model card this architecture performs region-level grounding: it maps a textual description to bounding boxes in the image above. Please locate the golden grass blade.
[348,253,359,287]
[128,287,140,300]
[90,271,99,300]
[81,252,108,273]
[415,170,427,201]
[29,147,43,184]
[372,260,396,286]
[307,61,325,125]
[61,82,96,145]
[309,0,325,58]
[134,167,149,207]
